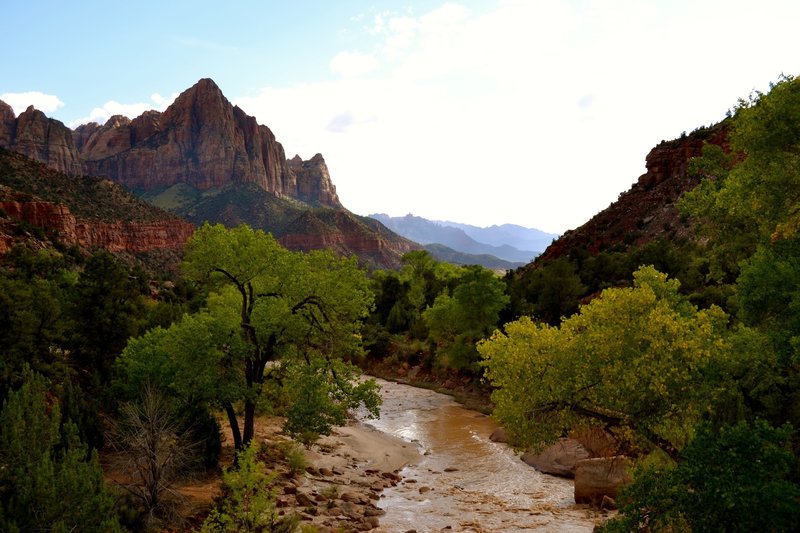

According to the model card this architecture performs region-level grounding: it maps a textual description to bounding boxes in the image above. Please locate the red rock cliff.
[0,194,194,254]
[0,102,83,175]
[78,79,341,208]
[537,123,730,264]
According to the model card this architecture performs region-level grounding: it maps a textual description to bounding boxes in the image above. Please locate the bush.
[200,443,298,532]
[601,420,800,532]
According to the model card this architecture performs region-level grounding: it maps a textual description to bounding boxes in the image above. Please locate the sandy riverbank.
[172,415,422,532]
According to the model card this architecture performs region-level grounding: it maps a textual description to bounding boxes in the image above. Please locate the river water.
[359,379,602,532]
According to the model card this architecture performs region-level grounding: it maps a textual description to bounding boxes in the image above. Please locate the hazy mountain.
[422,243,525,271]
[436,220,558,255]
[368,213,555,263]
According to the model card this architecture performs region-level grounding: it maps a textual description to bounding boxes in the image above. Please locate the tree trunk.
[224,402,242,452]
[242,399,256,448]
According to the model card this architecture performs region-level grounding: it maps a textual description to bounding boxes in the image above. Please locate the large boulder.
[570,427,620,458]
[521,438,590,478]
[573,456,632,506]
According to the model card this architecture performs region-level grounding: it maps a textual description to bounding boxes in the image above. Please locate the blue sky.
[3,0,800,233]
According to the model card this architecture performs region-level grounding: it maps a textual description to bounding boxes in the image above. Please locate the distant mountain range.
[368,213,558,266]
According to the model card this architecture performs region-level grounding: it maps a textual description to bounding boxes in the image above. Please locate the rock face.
[0,196,193,253]
[573,456,632,506]
[77,79,340,208]
[0,80,341,209]
[0,103,83,175]
[278,209,417,269]
[0,149,194,262]
[287,153,339,207]
[521,439,590,478]
[0,80,415,268]
[537,122,730,264]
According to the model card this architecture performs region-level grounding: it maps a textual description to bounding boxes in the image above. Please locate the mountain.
[421,243,526,271]
[0,147,193,271]
[368,213,552,264]
[436,221,558,256]
[535,121,730,265]
[0,79,417,269]
[0,100,83,175]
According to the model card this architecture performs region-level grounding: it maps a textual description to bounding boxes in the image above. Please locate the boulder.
[573,456,632,506]
[489,427,508,443]
[521,438,590,478]
[570,427,620,458]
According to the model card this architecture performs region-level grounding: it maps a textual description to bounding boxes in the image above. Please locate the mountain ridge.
[368,213,554,264]
[0,79,417,268]
[533,121,731,267]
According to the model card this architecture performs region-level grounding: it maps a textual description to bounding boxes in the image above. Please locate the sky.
[2,0,800,234]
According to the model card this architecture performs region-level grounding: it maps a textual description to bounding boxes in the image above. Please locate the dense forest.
[2,76,800,531]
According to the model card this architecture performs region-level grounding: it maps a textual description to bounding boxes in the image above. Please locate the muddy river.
[359,379,602,532]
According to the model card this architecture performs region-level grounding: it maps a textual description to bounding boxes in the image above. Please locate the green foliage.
[0,366,122,532]
[278,441,309,477]
[423,265,509,372]
[70,251,148,389]
[200,443,298,532]
[282,355,382,444]
[480,266,734,458]
[601,420,800,533]
[505,258,585,325]
[121,223,380,451]
[682,75,800,279]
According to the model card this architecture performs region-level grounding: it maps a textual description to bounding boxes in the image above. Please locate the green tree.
[423,265,509,372]
[601,420,800,533]
[200,443,297,532]
[70,251,147,389]
[0,366,121,532]
[479,266,736,459]
[119,224,380,451]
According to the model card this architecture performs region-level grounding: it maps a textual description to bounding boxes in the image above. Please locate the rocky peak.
[0,104,83,175]
[0,100,16,147]
[79,78,298,198]
[130,110,161,143]
[1,80,343,209]
[78,114,134,161]
[287,153,341,207]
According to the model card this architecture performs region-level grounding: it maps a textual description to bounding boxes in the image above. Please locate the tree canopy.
[479,266,749,459]
[118,223,381,450]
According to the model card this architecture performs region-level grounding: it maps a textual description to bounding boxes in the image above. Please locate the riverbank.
[364,359,494,414]
[169,414,422,532]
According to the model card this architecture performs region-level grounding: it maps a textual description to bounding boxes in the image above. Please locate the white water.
[358,379,602,532]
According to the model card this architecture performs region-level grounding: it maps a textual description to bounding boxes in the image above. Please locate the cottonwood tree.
[118,224,380,451]
[423,265,509,372]
[479,266,754,459]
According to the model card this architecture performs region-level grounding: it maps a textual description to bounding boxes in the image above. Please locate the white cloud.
[329,51,380,78]
[0,91,64,115]
[210,1,800,232]
[68,92,178,128]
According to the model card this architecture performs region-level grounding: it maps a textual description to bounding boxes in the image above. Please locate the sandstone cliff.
[0,80,340,209]
[0,79,415,269]
[76,79,341,208]
[0,102,83,175]
[537,122,730,264]
[0,149,193,259]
